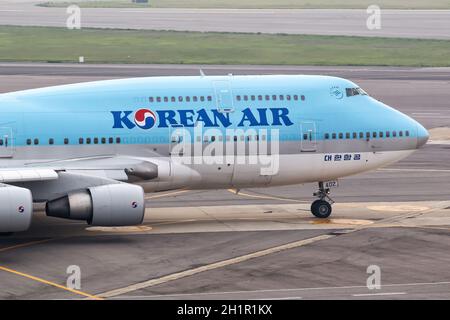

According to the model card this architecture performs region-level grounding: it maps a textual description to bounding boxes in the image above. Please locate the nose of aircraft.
[416,122,429,148]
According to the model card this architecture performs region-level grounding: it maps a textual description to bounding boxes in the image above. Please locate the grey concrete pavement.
[0,64,449,300]
[0,1,449,39]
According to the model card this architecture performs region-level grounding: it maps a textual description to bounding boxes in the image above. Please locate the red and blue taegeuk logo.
[134,109,157,129]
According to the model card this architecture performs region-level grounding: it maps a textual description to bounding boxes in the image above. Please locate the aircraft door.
[300,121,317,152]
[0,127,14,158]
[212,80,234,112]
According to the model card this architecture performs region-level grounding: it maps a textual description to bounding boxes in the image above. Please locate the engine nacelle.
[0,185,33,233]
[46,184,145,226]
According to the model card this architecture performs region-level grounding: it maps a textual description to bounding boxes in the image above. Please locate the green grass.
[0,26,449,66]
[38,0,450,9]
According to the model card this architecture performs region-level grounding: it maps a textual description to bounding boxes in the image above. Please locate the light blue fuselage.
[0,75,429,193]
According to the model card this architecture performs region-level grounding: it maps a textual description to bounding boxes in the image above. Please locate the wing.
[5,155,169,201]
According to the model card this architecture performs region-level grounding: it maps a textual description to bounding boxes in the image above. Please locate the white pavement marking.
[112,281,450,299]
[352,292,406,297]
[378,168,450,173]
[97,234,334,298]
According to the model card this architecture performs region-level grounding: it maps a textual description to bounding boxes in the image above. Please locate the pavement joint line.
[227,188,305,203]
[96,233,335,298]
[0,265,103,300]
[145,189,190,199]
[352,201,450,231]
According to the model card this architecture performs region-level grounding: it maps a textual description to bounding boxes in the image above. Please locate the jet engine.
[46,184,145,226]
[0,185,33,233]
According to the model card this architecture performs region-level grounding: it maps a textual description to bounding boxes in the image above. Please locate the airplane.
[0,74,429,234]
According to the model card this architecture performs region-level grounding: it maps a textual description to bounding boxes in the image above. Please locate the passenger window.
[156,97,161,102]
[366,132,370,139]
[101,137,106,144]
[164,97,168,102]
[207,96,212,101]
[379,132,383,138]
[406,130,410,137]
[94,138,99,144]
[373,132,377,138]
[116,137,121,144]
[303,133,308,140]
[345,133,350,139]
[339,133,343,139]
[49,138,54,145]
[86,138,91,144]
[393,131,397,137]
[171,97,176,102]
[324,133,330,139]
[109,137,113,144]
[200,96,205,102]
[286,95,291,101]
[265,95,270,101]
[359,132,364,139]
[193,96,198,102]
[26,139,31,145]
[64,138,69,145]
[149,97,154,103]
[251,95,256,101]
[244,95,248,101]
[353,132,357,139]
[34,138,39,145]
[279,95,284,101]
[294,95,299,101]
[386,131,390,138]
[272,95,277,101]
[258,95,263,101]
[186,96,191,102]
[79,138,84,144]
[0,139,3,146]
[332,133,337,139]
[399,131,403,137]
[178,96,183,102]
[301,95,306,101]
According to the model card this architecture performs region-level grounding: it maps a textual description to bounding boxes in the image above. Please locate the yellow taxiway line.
[0,265,103,300]
[0,238,54,253]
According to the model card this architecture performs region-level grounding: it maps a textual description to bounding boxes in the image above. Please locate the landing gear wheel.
[311,200,332,219]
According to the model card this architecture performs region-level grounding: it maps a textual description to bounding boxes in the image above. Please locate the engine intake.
[46,184,145,226]
[0,185,33,233]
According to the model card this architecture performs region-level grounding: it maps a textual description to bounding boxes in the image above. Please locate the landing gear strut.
[311,182,334,219]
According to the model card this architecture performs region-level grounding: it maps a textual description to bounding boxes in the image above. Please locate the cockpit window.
[346,87,368,97]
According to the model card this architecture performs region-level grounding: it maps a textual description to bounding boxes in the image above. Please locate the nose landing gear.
[311,182,334,219]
